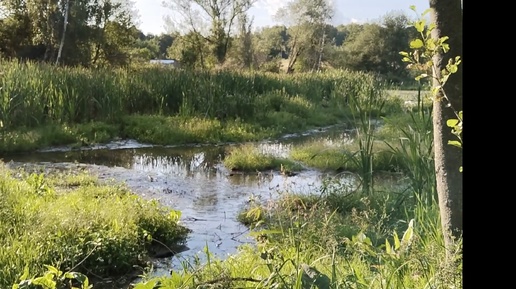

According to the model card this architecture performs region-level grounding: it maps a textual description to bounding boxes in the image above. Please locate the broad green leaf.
[414,20,425,33]
[447,119,459,127]
[410,39,424,49]
[82,277,90,289]
[133,280,159,289]
[441,43,450,52]
[409,5,416,11]
[422,8,432,16]
[399,51,409,57]
[12,280,32,289]
[415,74,428,81]
[44,265,60,276]
[65,272,88,283]
[385,239,392,254]
[20,265,30,281]
[64,272,75,279]
[402,219,414,246]
[426,40,436,50]
[393,231,401,250]
[32,276,56,288]
[402,57,411,63]
[448,140,462,148]
[301,264,331,289]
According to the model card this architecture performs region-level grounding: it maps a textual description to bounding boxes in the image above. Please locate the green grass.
[0,163,190,288]
[223,143,304,173]
[127,86,460,289]
[135,189,462,289]
[1,60,388,154]
[0,58,461,289]
[289,140,399,173]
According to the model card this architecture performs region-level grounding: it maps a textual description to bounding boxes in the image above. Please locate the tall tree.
[235,8,253,68]
[275,0,334,73]
[164,0,255,65]
[90,0,137,67]
[429,0,463,259]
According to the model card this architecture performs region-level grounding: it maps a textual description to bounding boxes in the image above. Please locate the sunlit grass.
[0,163,190,288]
[223,143,304,173]
[1,59,391,153]
[290,139,398,173]
[139,188,461,289]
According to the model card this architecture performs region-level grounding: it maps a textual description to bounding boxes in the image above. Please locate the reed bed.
[0,60,383,130]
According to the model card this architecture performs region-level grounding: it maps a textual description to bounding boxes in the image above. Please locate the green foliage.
[12,265,91,289]
[223,143,303,172]
[400,7,463,172]
[1,64,387,153]
[142,184,461,289]
[290,140,397,173]
[0,0,138,66]
[384,108,436,205]
[0,164,190,288]
[447,111,462,148]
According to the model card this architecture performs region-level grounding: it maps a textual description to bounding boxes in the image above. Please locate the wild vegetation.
[0,163,190,288]
[1,0,462,288]
[0,62,391,154]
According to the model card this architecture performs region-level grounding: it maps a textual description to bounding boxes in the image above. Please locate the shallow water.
[1,125,403,277]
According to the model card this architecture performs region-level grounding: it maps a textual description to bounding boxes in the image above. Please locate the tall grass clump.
[0,60,336,126]
[301,72,389,194]
[0,162,190,288]
[346,75,387,195]
[223,143,303,173]
[382,92,436,206]
[1,60,407,153]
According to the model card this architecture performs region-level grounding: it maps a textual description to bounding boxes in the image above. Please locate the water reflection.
[1,125,404,276]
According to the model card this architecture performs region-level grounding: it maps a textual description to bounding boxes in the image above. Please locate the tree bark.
[56,0,70,65]
[429,0,463,258]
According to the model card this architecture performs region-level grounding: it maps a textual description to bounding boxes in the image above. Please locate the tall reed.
[345,75,386,195]
[0,60,381,132]
[384,94,436,206]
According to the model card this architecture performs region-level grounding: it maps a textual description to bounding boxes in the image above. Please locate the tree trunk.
[429,0,463,259]
[56,0,70,65]
[314,29,326,72]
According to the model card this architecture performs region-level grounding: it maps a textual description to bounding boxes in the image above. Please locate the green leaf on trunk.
[447,119,459,127]
[448,140,461,148]
[410,39,424,49]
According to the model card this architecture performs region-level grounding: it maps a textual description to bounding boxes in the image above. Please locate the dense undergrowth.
[0,60,462,289]
[136,183,462,289]
[0,164,190,288]
[0,60,394,154]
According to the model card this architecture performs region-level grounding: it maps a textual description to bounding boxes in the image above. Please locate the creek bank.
[2,124,379,286]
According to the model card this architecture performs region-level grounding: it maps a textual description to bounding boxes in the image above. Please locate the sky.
[134,0,431,35]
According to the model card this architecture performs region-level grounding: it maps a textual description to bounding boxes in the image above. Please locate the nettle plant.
[400,6,462,170]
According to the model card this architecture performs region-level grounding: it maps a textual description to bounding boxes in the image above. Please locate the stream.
[0,125,400,279]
